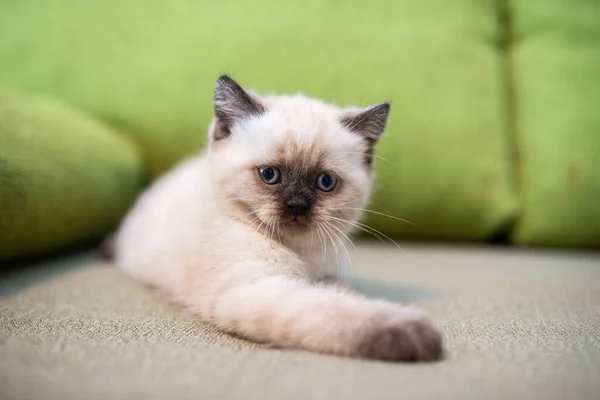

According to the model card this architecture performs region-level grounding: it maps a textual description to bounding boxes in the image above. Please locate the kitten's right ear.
[211,74,266,141]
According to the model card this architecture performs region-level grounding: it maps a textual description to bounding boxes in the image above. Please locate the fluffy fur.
[113,75,443,362]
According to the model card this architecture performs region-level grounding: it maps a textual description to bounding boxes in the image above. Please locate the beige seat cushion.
[1,243,599,399]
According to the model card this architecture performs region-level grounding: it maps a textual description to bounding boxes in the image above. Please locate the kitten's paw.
[357,307,444,362]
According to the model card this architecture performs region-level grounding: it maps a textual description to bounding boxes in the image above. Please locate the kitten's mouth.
[283,217,310,229]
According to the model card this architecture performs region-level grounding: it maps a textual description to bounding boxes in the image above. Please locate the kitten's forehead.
[235,94,364,169]
[274,135,329,172]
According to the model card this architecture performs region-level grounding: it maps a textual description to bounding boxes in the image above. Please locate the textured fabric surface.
[0,90,145,261]
[509,0,600,247]
[0,0,517,242]
[1,243,599,400]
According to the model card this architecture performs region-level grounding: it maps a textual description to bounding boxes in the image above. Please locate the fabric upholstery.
[509,0,600,247]
[0,0,517,242]
[1,243,599,399]
[0,90,145,261]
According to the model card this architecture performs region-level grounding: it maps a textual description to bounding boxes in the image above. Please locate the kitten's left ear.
[340,102,390,164]
[211,74,266,141]
[340,102,390,141]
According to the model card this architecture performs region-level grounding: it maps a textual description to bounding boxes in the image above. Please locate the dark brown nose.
[287,200,309,217]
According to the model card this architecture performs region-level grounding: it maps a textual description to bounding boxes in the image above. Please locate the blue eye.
[316,173,337,192]
[258,166,281,184]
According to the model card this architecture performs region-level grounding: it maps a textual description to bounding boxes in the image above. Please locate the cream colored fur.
[114,77,443,362]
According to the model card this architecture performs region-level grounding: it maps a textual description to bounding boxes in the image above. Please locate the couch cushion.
[1,244,599,399]
[509,0,600,248]
[0,0,517,242]
[0,91,145,261]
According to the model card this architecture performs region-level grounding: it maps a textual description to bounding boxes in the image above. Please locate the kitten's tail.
[100,234,116,260]
[203,275,443,362]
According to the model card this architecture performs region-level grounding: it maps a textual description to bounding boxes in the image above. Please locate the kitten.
[112,75,443,362]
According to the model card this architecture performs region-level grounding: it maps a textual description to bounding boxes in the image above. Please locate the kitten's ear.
[340,102,390,164]
[340,102,390,141]
[211,74,266,141]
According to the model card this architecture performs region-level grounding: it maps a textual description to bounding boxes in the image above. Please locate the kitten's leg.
[194,267,443,362]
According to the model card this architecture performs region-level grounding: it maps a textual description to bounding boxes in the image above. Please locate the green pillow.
[0,0,517,242]
[510,0,600,248]
[0,91,145,261]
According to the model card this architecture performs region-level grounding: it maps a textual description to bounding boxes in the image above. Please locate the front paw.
[357,307,444,362]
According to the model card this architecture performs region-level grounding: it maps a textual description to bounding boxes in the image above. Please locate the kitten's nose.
[287,201,309,217]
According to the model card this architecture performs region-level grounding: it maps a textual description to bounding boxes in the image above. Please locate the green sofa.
[1,0,599,261]
[0,91,144,260]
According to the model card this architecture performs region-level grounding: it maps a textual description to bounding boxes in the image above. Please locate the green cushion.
[0,91,145,261]
[510,0,600,248]
[0,0,517,242]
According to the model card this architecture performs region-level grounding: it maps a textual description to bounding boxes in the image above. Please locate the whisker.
[275,220,282,242]
[243,216,260,249]
[323,218,357,252]
[322,220,353,278]
[315,224,327,276]
[231,210,256,221]
[334,151,391,163]
[330,216,403,251]
[264,216,273,244]
[328,199,360,209]
[322,223,344,278]
[321,221,340,271]
[326,216,384,243]
[267,216,275,243]
[339,220,387,245]
[330,207,415,226]
[331,160,361,174]
[250,216,266,251]
[327,164,357,178]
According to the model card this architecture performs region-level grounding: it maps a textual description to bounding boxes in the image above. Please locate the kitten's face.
[208,76,390,239]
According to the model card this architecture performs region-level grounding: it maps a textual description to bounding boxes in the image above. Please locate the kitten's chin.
[281,218,312,235]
